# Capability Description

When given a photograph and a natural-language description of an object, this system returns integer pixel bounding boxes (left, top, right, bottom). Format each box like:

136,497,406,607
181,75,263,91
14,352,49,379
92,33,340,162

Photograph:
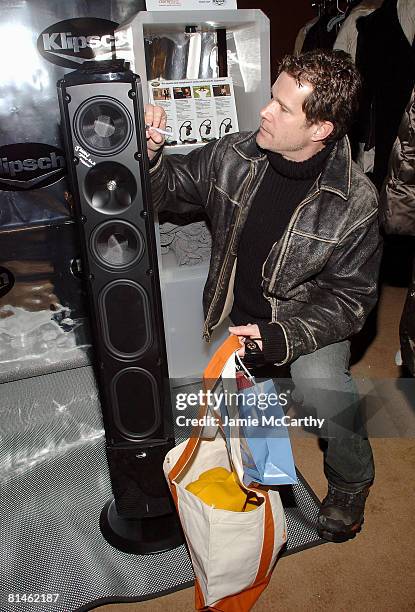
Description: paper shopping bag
237,378,298,486
219,358,297,486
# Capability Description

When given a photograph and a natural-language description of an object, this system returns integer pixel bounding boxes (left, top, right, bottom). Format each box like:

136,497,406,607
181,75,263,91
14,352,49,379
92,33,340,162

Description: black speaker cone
74,97,133,155
91,220,144,269
84,161,137,214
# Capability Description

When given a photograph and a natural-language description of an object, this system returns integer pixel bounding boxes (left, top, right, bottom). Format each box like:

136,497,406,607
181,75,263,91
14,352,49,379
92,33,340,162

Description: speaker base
100,498,184,555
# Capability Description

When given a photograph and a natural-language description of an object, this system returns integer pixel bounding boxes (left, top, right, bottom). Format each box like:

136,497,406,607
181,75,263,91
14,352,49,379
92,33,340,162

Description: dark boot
317,484,370,543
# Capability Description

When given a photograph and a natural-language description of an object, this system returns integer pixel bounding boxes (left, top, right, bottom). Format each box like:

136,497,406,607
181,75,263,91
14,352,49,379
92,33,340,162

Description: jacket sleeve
276,211,383,364
149,138,227,217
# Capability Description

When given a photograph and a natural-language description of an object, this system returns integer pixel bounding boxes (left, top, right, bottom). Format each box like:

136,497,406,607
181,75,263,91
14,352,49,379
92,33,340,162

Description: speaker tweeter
84,161,137,215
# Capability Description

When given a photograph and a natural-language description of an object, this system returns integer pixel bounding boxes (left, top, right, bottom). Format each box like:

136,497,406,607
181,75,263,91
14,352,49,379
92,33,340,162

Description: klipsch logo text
0,143,66,191
37,18,127,68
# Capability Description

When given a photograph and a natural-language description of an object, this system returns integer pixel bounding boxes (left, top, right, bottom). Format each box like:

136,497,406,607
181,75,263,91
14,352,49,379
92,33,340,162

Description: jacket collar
233,131,352,200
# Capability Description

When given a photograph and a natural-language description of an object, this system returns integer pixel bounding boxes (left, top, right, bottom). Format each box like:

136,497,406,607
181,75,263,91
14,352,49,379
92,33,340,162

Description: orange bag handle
168,335,240,484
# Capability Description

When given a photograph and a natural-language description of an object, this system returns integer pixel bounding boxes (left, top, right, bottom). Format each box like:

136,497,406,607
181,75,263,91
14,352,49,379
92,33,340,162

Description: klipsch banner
0,0,145,229
0,0,145,382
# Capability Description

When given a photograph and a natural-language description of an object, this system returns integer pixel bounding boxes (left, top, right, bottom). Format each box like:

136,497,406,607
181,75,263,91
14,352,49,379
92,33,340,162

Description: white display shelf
163,142,204,156
159,251,230,379
117,9,270,133
116,9,269,378
160,250,209,282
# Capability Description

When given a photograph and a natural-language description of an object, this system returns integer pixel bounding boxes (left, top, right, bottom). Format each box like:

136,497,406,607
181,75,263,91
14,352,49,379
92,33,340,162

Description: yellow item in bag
186,467,262,512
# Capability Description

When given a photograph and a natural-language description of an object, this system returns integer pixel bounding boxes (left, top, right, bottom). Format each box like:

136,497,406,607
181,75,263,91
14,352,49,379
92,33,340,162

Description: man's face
256,72,318,159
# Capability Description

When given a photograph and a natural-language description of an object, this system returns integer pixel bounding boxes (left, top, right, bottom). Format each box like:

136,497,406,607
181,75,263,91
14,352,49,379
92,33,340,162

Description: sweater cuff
149,148,163,169
257,322,288,364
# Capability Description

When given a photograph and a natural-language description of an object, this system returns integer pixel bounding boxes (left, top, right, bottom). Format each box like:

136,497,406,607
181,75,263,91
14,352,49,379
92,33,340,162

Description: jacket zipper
268,191,320,293
263,295,278,323
203,162,256,341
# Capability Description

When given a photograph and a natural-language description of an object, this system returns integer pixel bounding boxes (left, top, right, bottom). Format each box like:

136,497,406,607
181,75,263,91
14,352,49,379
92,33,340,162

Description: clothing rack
311,0,357,17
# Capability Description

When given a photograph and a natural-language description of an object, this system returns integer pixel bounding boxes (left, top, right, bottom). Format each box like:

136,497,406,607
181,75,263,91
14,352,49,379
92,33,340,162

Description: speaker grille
74,96,133,155
84,161,137,215
111,367,161,439
99,280,152,358
90,220,144,269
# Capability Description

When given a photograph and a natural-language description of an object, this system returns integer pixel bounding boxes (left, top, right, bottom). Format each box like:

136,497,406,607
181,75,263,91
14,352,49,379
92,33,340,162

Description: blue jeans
289,340,374,492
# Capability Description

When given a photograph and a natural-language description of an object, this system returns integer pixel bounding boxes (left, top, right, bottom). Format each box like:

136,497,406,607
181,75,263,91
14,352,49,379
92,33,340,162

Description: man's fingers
147,130,165,146
228,324,260,338
144,103,154,126
229,324,263,353
145,104,168,160
144,103,167,131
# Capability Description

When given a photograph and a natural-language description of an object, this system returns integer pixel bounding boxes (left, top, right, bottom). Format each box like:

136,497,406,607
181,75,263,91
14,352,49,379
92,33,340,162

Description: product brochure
148,77,239,146
145,0,237,11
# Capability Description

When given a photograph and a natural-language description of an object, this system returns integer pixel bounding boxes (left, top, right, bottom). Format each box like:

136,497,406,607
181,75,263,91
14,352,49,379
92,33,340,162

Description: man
146,49,382,543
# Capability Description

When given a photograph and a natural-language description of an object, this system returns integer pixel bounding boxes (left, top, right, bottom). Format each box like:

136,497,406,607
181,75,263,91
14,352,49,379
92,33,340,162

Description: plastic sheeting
0,220,92,383
0,366,324,612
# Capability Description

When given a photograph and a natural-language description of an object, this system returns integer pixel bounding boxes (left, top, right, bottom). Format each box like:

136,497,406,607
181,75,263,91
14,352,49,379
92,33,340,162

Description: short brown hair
278,49,361,143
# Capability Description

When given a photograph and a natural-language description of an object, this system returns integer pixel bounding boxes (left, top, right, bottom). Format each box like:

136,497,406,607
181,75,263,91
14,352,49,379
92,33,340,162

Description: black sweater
230,142,334,363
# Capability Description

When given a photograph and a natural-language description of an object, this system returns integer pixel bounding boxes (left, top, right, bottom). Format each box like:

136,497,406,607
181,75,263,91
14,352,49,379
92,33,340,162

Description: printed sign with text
145,0,237,11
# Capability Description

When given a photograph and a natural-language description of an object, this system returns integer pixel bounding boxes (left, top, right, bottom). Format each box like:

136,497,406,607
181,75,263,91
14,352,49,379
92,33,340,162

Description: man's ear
311,120,334,142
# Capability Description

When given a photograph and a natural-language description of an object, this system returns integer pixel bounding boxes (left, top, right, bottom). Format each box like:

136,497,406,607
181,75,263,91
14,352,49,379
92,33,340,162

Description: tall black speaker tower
57,60,182,554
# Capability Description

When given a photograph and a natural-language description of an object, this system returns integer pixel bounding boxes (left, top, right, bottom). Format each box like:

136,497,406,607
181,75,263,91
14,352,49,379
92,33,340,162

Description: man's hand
228,323,263,357
144,103,167,161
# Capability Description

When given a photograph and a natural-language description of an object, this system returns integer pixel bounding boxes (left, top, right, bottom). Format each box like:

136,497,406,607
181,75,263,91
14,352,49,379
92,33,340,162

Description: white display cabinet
116,9,270,378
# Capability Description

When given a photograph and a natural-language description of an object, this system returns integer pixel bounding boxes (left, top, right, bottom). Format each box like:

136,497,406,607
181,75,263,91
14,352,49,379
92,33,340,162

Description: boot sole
318,518,364,543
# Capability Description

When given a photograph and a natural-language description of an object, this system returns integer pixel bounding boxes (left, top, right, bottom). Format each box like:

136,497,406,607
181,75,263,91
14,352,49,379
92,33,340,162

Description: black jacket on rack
354,0,415,190
301,13,339,52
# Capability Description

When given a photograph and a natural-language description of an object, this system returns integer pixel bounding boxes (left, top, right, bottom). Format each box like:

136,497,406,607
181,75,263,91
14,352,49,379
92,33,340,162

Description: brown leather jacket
151,132,382,364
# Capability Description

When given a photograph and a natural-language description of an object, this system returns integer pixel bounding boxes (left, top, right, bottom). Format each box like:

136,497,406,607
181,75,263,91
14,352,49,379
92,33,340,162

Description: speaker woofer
111,367,161,439
91,220,144,270
84,161,137,215
74,96,133,155
99,280,152,358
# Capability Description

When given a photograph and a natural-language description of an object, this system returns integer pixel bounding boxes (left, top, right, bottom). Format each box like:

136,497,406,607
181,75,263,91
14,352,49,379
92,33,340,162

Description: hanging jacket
294,16,319,55
301,13,339,53
354,0,415,190
380,87,415,374
381,87,415,233
333,1,383,62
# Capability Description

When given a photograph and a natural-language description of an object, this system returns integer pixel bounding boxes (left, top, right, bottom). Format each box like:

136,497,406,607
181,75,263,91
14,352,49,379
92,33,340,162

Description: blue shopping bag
219,376,297,487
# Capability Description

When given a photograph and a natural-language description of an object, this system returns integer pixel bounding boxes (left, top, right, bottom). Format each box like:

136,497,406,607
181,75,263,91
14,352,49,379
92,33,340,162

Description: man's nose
260,103,273,119
261,98,276,116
